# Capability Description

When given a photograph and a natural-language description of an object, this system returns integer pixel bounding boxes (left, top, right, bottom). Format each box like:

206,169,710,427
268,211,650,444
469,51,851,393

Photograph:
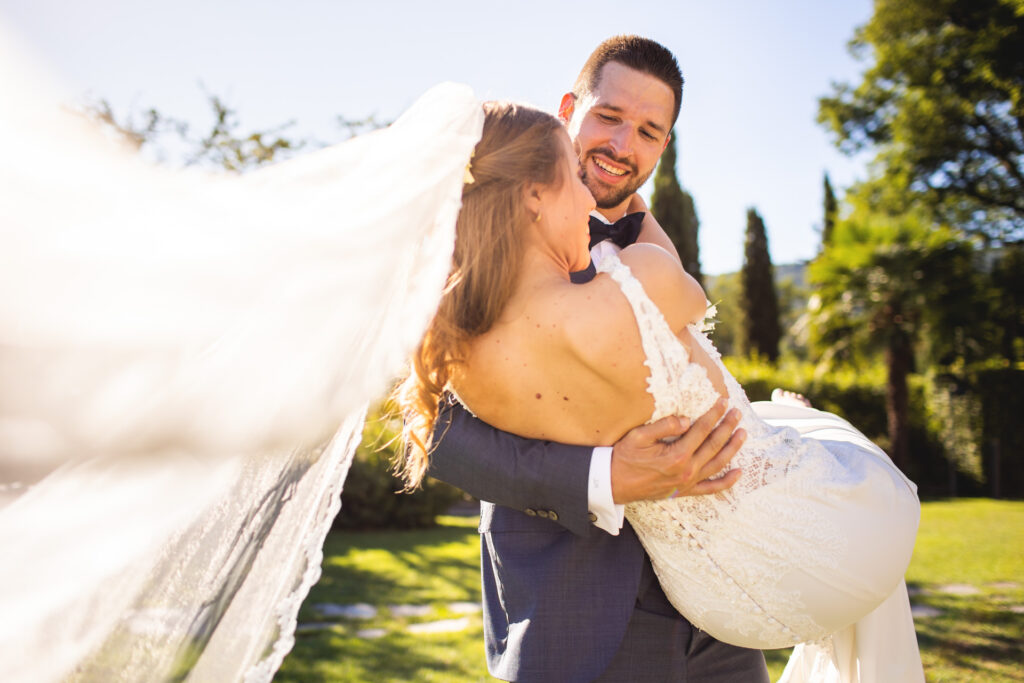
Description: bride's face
537,131,596,273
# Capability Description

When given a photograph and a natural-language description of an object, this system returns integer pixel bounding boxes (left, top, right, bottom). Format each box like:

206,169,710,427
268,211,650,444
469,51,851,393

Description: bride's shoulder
617,243,708,330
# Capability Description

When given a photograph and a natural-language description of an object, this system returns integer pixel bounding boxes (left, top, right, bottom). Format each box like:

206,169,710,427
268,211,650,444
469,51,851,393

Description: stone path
299,581,1023,638
300,602,483,638
906,581,1022,620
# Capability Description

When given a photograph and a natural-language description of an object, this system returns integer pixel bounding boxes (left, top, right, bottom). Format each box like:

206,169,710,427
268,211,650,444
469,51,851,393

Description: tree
83,91,309,172
740,208,781,362
703,271,742,356
808,211,981,470
822,172,838,248
651,130,703,287
818,0,1024,242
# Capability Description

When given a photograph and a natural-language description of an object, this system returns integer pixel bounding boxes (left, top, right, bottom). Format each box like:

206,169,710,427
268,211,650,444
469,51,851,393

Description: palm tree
808,210,978,470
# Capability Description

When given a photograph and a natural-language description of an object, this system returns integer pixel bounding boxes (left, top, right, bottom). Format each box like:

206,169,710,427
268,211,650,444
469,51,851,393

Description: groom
429,36,770,682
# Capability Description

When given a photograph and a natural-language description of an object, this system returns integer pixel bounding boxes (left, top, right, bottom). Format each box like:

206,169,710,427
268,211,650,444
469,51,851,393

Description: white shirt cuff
587,446,625,535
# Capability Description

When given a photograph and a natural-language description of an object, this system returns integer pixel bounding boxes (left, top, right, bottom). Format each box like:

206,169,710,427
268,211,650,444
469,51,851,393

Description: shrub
333,403,463,531
723,356,1022,499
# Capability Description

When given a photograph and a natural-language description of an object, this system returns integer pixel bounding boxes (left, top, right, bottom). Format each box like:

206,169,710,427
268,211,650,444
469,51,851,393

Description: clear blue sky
1,0,873,275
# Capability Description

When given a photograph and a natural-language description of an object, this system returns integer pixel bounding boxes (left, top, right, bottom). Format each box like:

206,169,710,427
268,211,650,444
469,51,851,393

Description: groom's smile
584,148,637,185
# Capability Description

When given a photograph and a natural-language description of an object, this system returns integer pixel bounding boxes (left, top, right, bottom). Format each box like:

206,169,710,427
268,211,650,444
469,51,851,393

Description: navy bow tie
588,212,645,250
570,212,646,283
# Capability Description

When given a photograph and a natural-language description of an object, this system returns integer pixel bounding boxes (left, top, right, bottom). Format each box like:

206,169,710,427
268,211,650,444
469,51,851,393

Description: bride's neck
499,244,574,322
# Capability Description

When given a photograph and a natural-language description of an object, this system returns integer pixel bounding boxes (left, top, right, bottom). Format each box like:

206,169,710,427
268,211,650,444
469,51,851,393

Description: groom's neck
595,203,630,223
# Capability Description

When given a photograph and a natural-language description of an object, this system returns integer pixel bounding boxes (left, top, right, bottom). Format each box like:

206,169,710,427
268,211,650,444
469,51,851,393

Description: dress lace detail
595,254,919,651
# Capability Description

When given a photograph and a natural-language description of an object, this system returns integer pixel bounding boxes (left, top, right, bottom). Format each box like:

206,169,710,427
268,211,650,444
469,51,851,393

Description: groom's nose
606,125,633,160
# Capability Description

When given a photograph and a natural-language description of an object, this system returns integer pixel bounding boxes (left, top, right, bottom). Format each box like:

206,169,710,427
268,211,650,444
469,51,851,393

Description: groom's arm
428,397,745,537
428,399,594,536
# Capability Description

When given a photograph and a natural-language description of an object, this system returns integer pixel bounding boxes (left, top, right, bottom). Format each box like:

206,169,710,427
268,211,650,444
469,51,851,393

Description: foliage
650,130,703,287
818,0,1024,242
807,210,982,467
985,244,1024,363
334,404,463,530
279,503,1024,682
82,90,390,173
740,208,782,362
922,372,985,484
724,356,1024,496
82,92,304,171
723,356,889,442
943,363,1024,498
821,172,838,249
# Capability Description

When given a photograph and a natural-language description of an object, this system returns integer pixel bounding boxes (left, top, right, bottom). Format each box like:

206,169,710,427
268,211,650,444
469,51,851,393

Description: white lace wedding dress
597,254,925,683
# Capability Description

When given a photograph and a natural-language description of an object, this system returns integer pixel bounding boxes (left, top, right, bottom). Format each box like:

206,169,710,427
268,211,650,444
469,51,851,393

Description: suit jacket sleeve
428,398,595,536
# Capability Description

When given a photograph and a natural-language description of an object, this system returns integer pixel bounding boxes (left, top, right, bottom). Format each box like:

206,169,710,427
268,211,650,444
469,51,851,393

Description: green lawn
276,500,1024,682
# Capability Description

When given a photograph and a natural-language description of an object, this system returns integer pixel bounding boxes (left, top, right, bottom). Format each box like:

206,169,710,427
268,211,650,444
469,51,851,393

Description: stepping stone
988,582,1020,590
407,617,471,634
296,622,341,633
1009,606,1024,614
935,583,980,596
356,628,388,639
448,601,483,614
313,602,377,619
911,605,943,619
389,604,433,618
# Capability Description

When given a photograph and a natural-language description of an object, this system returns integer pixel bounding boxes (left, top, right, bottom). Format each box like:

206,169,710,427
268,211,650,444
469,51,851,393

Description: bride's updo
395,101,566,488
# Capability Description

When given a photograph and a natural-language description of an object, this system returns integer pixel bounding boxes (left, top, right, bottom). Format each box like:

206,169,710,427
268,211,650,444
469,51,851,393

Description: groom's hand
610,398,745,504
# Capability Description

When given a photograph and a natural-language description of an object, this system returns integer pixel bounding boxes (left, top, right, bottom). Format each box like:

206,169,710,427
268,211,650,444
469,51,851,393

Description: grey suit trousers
595,559,769,682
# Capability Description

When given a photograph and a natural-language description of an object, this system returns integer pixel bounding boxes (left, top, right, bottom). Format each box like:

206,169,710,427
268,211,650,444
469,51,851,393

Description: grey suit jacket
429,399,649,682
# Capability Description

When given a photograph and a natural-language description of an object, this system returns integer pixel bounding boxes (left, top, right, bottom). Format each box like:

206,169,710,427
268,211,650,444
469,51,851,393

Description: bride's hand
609,399,745,503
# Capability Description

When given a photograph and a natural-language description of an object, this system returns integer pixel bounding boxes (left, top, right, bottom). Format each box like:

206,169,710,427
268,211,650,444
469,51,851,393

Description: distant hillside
705,261,808,292
703,262,810,357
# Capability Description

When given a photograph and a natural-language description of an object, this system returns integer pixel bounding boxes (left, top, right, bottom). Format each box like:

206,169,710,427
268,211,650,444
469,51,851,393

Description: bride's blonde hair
393,101,566,489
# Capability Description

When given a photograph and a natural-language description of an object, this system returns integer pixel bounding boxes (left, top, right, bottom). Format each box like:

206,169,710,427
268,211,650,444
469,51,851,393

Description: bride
394,101,923,682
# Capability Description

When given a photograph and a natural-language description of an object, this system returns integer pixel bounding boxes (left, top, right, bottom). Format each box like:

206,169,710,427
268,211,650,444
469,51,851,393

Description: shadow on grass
913,593,1024,681
297,519,482,619
277,627,488,683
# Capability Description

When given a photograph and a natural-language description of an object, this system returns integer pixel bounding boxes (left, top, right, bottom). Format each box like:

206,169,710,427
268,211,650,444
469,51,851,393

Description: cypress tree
650,131,703,287
740,208,781,362
822,172,837,248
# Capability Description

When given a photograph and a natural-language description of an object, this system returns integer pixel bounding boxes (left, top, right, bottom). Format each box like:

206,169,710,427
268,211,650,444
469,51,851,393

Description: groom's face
563,62,674,212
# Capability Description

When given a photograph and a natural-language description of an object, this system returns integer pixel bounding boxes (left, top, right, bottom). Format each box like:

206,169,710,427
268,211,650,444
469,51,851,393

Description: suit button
524,508,537,516
588,512,598,523
548,511,559,522
536,509,549,519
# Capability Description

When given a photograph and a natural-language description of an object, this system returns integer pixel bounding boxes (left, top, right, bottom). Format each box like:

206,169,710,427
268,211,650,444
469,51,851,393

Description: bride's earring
534,210,542,223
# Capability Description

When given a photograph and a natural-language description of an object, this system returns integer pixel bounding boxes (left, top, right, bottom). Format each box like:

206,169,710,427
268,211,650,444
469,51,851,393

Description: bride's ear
522,184,543,222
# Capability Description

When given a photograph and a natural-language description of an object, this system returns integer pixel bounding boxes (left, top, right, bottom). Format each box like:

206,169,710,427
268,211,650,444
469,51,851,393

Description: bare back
451,244,726,446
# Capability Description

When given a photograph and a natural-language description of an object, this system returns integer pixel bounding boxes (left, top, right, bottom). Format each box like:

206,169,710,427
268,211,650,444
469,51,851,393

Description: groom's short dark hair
573,35,684,125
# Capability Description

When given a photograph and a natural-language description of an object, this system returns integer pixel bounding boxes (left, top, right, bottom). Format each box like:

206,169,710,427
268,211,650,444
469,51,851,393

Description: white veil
0,29,483,683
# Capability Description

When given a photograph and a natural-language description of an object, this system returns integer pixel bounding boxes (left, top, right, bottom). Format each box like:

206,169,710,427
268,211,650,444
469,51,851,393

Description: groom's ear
557,93,576,124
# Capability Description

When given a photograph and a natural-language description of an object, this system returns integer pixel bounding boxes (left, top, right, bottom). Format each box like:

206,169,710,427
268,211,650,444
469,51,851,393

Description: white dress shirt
585,212,626,535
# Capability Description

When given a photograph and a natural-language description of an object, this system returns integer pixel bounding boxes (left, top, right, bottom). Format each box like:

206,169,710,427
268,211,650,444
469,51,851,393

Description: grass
276,500,1024,682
